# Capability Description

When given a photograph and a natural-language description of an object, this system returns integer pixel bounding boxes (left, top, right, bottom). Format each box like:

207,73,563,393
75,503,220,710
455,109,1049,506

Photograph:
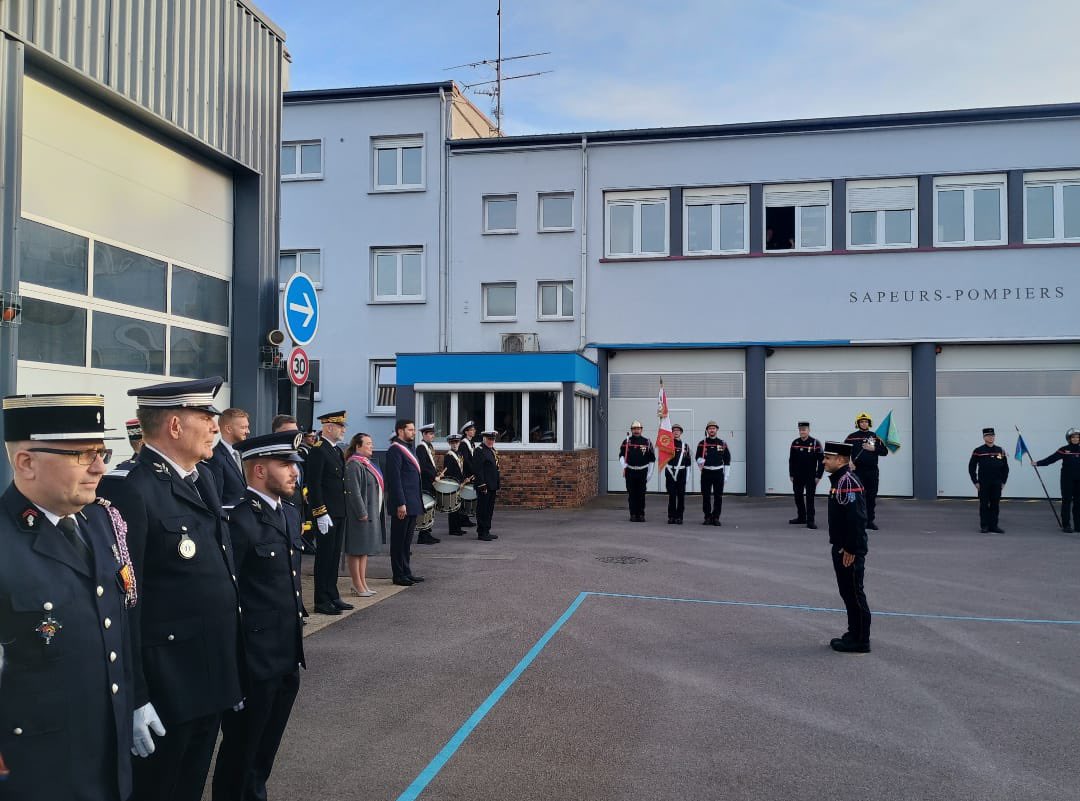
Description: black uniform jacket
385,438,424,515
0,486,134,801
695,437,731,467
665,440,691,479
227,490,306,682
304,435,346,519
619,435,656,467
968,445,1009,485
97,446,243,726
827,466,868,555
474,443,501,492
789,436,824,480
845,429,889,472
443,449,468,483
417,441,438,494
1036,443,1080,479
206,440,247,508
460,440,476,481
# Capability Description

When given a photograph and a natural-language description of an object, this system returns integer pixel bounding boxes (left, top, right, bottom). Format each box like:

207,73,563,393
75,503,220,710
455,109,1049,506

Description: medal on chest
35,612,63,645
178,532,197,559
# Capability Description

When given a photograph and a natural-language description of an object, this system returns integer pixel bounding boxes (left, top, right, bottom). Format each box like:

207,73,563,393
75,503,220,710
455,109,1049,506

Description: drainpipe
578,135,588,351
438,88,449,352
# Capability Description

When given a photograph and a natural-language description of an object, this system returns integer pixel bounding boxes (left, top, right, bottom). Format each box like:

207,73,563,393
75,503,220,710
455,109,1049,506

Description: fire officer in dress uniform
443,434,469,536
97,377,243,801
789,421,824,530
696,421,730,526
415,423,441,545
845,412,888,530
474,430,501,541
0,394,136,801
304,411,353,616
619,421,655,522
822,440,871,654
457,422,478,528
1036,427,1080,533
211,432,306,801
665,423,691,525
968,427,1009,534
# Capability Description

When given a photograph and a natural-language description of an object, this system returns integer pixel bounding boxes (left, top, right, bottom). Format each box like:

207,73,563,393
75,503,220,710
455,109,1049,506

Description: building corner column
911,342,937,500
744,346,767,496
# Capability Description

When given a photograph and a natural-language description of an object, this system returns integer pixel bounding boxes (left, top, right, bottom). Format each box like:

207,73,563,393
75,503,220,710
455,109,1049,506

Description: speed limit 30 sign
287,346,310,387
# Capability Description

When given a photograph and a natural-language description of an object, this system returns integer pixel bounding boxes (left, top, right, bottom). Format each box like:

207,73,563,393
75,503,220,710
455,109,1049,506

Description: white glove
647,464,655,481
132,702,166,757
722,465,731,480
619,457,627,470
696,458,705,468
316,514,332,534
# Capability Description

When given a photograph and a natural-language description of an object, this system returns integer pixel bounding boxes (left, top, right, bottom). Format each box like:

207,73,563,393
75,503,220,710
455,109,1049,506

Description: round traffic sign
283,272,319,346
287,346,310,387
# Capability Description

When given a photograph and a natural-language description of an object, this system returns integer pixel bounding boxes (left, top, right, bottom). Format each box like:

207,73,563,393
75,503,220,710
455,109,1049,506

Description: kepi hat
3,394,121,441
317,410,347,425
125,418,143,441
130,376,224,414
823,441,853,457
234,431,305,463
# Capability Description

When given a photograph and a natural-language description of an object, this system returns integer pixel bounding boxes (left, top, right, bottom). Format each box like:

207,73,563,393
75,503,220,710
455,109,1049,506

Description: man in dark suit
97,376,244,801
212,431,306,801
385,419,424,586
304,410,352,615
474,430,501,542
205,407,250,509
0,393,136,801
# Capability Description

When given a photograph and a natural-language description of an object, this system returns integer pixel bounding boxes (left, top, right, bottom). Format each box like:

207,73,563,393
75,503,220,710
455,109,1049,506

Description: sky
255,0,1080,136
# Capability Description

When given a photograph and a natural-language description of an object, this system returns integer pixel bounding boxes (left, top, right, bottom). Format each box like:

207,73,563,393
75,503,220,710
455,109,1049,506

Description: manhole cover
596,555,648,565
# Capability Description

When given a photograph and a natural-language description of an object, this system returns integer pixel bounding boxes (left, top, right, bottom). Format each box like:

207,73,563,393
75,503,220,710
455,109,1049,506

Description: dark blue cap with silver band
129,376,224,414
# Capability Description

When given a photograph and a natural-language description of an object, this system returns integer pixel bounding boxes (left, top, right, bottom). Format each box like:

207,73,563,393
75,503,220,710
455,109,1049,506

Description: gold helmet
855,412,872,425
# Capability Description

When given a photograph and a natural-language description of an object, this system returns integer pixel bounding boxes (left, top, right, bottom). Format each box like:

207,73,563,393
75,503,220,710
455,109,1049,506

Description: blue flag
1014,434,1030,462
874,410,901,453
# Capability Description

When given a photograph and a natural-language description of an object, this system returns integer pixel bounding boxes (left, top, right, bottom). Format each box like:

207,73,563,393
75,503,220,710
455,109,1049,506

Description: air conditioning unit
500,332,540,353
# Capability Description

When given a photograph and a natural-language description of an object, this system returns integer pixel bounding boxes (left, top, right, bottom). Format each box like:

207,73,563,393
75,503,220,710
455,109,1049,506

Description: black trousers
624,469,648,517
978,481,1003,529
831,547,871,645
1061,476,1080,528
132,712,221,801
860,469,880,524
665,469,687,519
477,490,497,535
390,514,417,580
448,508,468,533
212,670,300,801
313,515,345,605
701,470,725,519
792,475,818,522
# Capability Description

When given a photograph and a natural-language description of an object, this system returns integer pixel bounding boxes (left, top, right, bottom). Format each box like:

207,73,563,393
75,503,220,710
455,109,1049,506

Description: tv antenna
444,0,552,135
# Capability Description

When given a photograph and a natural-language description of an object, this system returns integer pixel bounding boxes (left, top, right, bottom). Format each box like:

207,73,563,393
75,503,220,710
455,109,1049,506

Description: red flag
655,380,675,470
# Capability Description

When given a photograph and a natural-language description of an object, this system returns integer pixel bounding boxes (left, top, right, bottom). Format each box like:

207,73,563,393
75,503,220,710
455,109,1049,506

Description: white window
372,248,424,303
684,187,749,255
764,183,831,252
574,393,593,448
372,136,424,191
370,360,397,415
278,250,322,288
482,282,517,321
933,174,1007,246
537,281,574,320
605,190,669,257
281,140,322,180
1023,170,1080,243
847,178,917,249
484,195,518,233
414,386,563,450
539,192,574,232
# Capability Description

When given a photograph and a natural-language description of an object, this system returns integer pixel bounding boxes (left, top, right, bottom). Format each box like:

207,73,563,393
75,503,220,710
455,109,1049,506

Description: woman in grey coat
344,432,385,597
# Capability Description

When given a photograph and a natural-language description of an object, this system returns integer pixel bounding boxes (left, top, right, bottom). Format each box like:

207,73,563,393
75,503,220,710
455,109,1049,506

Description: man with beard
385,419,424,586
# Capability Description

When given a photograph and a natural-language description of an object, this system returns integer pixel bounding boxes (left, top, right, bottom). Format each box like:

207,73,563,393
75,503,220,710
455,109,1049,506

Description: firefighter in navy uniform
823,441,871,654
789,421,824,530
968,427,1009,534
0,394,136,801
474,430,502,541
695,421,731,526
415,423,441,544
618,421,655,522
1036,427,1080,533
664,423,691,524
457,422,478,528
304,411,353,616
443,434,469,536
211,432,306,801
845,412,889,530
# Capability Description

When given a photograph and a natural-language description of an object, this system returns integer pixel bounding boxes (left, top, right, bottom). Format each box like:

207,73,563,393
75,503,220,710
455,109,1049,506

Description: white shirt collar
246,486,280,511
142,444,199,480
33,505,74,528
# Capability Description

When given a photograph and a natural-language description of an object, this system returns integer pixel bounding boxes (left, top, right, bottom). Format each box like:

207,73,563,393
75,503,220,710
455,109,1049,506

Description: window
456,392,486,434
91,312,165,374
20,218,88,294
172,266,229,325
372,248,424,303
1024,170,1080,243
764,183,831,251
684,187,748,255
537,281,573,320
93,241,167,311
170,327,229,380
527,390,559,443
847,179,917,249
482,282,517,321
279,250,322,288
19,297,86,366
281,140,322,180
372,136,423,191
605,190,669,257
933,174,1007,246
416,388,562,450
371,360,397,415
422,392,451,438
484,195,518,233
574,393,593,448
539,192,574,232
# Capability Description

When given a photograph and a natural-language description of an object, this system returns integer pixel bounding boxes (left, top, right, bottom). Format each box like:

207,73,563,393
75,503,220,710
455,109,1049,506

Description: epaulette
311,438,323,448
248,496,261,510
102,469,129,479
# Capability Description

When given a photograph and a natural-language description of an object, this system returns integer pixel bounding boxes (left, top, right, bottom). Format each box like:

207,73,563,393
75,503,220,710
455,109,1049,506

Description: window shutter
848,183,916,212
765,187,831,207
686,190,749,206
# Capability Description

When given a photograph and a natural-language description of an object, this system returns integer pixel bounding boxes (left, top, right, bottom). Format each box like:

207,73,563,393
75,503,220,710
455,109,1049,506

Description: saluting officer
968,427,1009,534
665,423,691,524
0,394,136,801
845,412,888,530
97,377,243,801
457,421,478,528
474,430,501,541
211,432,306,801
415,423,440,545
443,434,469,536
619,420,655,522
696,421,730,526
304,411,353,616
789,421,824,530
822,441,871,654
1036,427,1080,533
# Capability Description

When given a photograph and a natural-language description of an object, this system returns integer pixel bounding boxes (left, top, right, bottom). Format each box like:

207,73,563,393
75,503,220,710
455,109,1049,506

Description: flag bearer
696,421,730,526
1036,428,1080,533
845,412,889,530
968,427,1009,533
664,424,691,524
618,421,655,522
788,421,824,530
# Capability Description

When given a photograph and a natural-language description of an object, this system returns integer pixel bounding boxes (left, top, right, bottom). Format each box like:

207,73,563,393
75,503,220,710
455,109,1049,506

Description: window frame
371,247,426,304
604,189,670,258
370,359,397,416
1022,169,1080,244
932,173,1008,247
278,249,323,289
683,186,750,255
845,178,918,251
483,194,519,234
482,281,517,322
763,182,832,252
281,139,324,181
538,191,575,233
414,384,565,451
536,280,574,321
371,135,425,192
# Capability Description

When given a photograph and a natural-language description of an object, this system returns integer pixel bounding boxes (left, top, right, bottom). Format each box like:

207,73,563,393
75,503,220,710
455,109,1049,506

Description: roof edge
284,82,456,104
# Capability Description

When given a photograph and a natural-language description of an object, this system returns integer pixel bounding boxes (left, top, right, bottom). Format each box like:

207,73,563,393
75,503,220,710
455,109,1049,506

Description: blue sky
256,0,1080,135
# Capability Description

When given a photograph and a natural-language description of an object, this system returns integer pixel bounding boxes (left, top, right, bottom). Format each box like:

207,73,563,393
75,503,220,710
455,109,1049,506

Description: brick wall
493,448,598,509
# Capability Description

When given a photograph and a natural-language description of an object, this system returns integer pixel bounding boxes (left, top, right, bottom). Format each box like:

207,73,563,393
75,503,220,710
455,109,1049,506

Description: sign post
282,273,320,418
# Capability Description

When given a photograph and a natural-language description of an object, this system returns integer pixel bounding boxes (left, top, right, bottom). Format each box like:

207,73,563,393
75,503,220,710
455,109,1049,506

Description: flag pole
1016,425,1062,529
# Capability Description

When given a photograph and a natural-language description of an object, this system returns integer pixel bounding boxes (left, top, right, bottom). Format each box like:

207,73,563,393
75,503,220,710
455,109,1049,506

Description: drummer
415,423,440,545
443,434,469,536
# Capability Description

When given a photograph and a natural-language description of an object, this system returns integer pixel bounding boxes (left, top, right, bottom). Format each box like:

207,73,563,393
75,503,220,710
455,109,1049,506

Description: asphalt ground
265,495,1080,801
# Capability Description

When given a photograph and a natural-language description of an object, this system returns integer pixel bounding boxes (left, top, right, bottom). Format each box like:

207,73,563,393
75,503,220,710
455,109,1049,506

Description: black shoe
866,522,879,530
829,633,855,648
407,575,425,582
831,639,870,654
789,517,806,525
392,578,415,587
461,519,476,528
980,526,990,533
667,517,674,524
313,602,341,615
449,530,465,536
676,518,683,525
806,522,818,530
990,527,1005,533
1064,525,1074,533
702,518,711,525
417,533,441,544
332,599,355,610
711,518,722,527
478,533,496,541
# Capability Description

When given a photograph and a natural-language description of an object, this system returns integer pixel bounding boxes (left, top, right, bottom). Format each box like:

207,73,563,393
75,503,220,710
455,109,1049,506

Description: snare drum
459,484,478,517
418,493,436,531
433,478,461,513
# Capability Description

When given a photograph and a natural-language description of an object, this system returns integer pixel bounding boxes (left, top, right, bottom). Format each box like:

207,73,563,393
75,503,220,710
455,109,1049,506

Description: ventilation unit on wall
501,333,540,353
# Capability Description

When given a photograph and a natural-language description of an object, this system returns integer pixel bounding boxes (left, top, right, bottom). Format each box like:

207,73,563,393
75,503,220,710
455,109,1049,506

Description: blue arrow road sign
283,272,319,346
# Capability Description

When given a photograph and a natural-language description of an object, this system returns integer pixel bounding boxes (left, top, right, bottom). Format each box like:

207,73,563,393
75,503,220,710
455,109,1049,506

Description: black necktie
185,472,205,503
57,516,93,573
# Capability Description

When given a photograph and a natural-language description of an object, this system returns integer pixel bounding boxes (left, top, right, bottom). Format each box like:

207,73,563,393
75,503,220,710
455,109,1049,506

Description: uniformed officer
474,430,501,541
664,423,691,524
695,421,730,526
822,441,871,654
789,421,824,530
618,421,655,522
102,418,144,478
0,394,135,801
845,412,889,530
304,411,353,615
96,377,243,801
211,432,306,801
415,422,441,545
457,421,478,528
968,427,1009,534
1036,427,1080,533
443,434,469,536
